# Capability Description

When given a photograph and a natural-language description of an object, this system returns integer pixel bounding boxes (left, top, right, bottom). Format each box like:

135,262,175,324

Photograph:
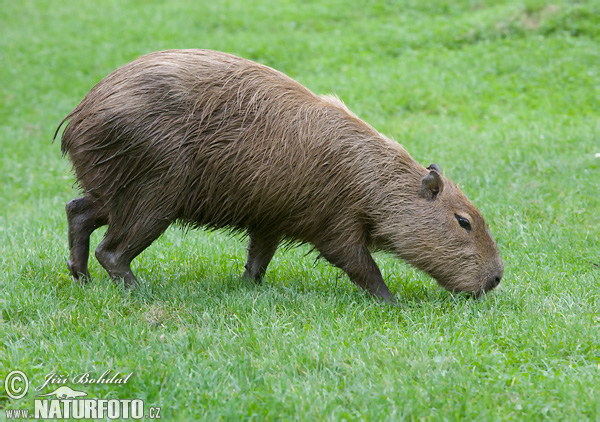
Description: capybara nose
486,271,503,291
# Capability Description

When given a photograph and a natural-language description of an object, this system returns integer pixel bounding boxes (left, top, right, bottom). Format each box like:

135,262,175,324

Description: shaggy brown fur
56,49,503,302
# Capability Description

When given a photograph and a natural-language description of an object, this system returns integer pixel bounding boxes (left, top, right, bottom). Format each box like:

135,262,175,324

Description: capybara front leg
65,196,108,283
318,244,396,303
95,218,170,288
242,233,279,283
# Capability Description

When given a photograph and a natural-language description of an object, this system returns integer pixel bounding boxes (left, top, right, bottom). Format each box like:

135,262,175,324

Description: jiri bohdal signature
36,370,133,391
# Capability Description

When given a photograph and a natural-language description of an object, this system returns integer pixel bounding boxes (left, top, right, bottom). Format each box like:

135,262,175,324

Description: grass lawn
1,0,598,420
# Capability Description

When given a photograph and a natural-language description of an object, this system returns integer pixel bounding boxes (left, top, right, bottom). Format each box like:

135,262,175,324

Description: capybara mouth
468,280,502,300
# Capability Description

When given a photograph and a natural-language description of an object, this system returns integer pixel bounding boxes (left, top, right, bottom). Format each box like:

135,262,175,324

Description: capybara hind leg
318,244,396,303
66,196,108,283
242,234,279,283
95,218,170,288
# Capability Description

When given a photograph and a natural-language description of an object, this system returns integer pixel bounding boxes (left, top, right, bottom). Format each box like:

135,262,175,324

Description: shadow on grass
120,269,492,314
4,252,512,331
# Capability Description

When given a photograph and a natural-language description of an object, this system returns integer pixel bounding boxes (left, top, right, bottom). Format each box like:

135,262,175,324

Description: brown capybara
55,49,503,303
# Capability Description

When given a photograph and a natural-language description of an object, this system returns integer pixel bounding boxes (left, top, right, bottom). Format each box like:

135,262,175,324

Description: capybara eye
455,214,471,231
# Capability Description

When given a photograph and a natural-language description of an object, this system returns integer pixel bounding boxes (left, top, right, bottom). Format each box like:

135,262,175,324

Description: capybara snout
56,49,503,302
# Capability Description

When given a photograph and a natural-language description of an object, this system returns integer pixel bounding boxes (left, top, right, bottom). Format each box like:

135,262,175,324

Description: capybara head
380,164,503,297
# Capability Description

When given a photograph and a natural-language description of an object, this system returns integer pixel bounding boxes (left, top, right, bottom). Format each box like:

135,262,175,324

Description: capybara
56,49,503,302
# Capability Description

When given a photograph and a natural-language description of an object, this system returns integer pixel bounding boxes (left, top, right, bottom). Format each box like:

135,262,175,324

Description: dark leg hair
317,243,396,303
95,215,171,287
242,233,279,282
65,196,108,283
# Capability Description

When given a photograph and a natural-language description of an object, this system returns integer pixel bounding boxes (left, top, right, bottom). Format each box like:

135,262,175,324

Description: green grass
1,0,599,420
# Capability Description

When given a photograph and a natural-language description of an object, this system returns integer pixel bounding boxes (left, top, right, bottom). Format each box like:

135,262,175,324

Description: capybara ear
421,169,443,200
426,163,442,173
